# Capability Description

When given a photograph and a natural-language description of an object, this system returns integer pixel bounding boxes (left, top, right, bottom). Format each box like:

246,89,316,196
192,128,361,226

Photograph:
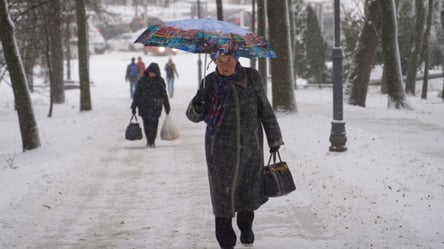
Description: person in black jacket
131,63,171,147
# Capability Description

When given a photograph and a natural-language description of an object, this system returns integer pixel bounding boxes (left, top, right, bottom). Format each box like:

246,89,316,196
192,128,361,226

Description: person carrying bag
125,114,143,140
263,151,296,197
131,63,171,148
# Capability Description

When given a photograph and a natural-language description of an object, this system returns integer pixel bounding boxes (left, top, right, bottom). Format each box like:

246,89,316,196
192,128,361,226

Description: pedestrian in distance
186,48,284,249
164,57,179,98
137,56,146,78
125,57,139,98
131,63,171,148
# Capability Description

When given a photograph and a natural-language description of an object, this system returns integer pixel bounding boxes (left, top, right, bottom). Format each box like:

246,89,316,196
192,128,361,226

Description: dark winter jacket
165,62,178,79
131,63,170,118
126,62,139,81
186,63,283,218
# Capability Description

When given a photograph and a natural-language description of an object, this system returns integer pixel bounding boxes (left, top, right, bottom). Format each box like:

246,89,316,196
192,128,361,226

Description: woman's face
148,72,156,77
215,55,237,76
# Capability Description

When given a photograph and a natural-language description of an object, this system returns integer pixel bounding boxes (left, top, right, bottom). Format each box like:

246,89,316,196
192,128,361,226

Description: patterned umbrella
134,18,277,58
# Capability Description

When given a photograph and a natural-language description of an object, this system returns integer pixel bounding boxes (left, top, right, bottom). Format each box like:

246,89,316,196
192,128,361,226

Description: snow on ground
1,51,444,249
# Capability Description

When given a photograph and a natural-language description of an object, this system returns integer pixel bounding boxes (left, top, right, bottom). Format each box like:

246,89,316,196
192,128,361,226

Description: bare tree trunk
22,49,36,92
15,1,47,94
48,0,65,104
17,1,36,93
441,0,444,100
267,0,296,111
288,0,296,89
405,0,425,95
44,24,54,118
49,0,65,104
65,14,73,80
421,0,433,99
347,0,382,107
37,4,55,117
216,0,223,20
76,0,92,111
380,0,410,109
441,66,444,98
380,67,388,94
257,0,267,95
0,0,40,151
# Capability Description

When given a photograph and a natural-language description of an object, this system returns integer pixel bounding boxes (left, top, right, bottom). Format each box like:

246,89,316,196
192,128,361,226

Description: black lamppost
329,0,347,152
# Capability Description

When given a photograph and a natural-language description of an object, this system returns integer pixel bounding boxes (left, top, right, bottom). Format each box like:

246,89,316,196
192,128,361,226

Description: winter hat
145,62,161,77
210,48,239,61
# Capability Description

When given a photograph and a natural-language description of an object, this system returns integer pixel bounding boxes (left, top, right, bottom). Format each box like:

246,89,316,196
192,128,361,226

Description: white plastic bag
160,115,180,140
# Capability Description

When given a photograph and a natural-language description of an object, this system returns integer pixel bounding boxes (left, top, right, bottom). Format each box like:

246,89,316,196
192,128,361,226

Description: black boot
237,211,255,245
215,217,236,249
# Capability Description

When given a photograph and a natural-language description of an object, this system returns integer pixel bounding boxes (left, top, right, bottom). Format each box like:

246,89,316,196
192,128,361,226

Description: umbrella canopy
134,18,277,58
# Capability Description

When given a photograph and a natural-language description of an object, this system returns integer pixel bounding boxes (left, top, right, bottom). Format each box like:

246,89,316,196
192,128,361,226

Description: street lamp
329,0,347,152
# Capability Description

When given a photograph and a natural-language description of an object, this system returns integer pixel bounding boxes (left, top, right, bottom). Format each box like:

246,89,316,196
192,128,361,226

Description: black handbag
125,115,143,140
264,151,296,197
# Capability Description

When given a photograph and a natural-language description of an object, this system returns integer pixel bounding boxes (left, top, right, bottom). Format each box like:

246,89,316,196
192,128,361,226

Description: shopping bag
160,114,180,140
125,115,143,140
263,151,296,197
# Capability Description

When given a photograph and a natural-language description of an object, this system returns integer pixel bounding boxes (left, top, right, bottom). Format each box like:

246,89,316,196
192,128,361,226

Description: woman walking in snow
186,48,283,249
131,63,170,147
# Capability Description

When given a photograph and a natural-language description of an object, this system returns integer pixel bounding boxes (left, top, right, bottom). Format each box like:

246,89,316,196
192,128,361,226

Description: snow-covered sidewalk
1,52,443,249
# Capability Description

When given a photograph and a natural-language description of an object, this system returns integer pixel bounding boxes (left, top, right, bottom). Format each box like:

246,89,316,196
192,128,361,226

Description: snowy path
28,95,218,249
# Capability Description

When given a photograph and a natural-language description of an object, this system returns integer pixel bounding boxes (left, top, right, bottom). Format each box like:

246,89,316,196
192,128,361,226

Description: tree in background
421,0,433,99
346,0,382,107
428,0,444,70
216,0,223,20
341,2,364,81
0,0,41,151
405,0,425,95
303,5,328,84
48,0,65,104
267,0,297,111
379,0,410,109
287,0,296,87
14,0,66,109
76,0,92,111
14,1,43,93
397,0,416,77
257,0,267,94
38,0,65,117
291,0,306,82
441,0,444,99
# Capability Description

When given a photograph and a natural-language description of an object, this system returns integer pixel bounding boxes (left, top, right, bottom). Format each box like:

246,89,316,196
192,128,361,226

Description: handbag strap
130,114,139,123
267,151,282,165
